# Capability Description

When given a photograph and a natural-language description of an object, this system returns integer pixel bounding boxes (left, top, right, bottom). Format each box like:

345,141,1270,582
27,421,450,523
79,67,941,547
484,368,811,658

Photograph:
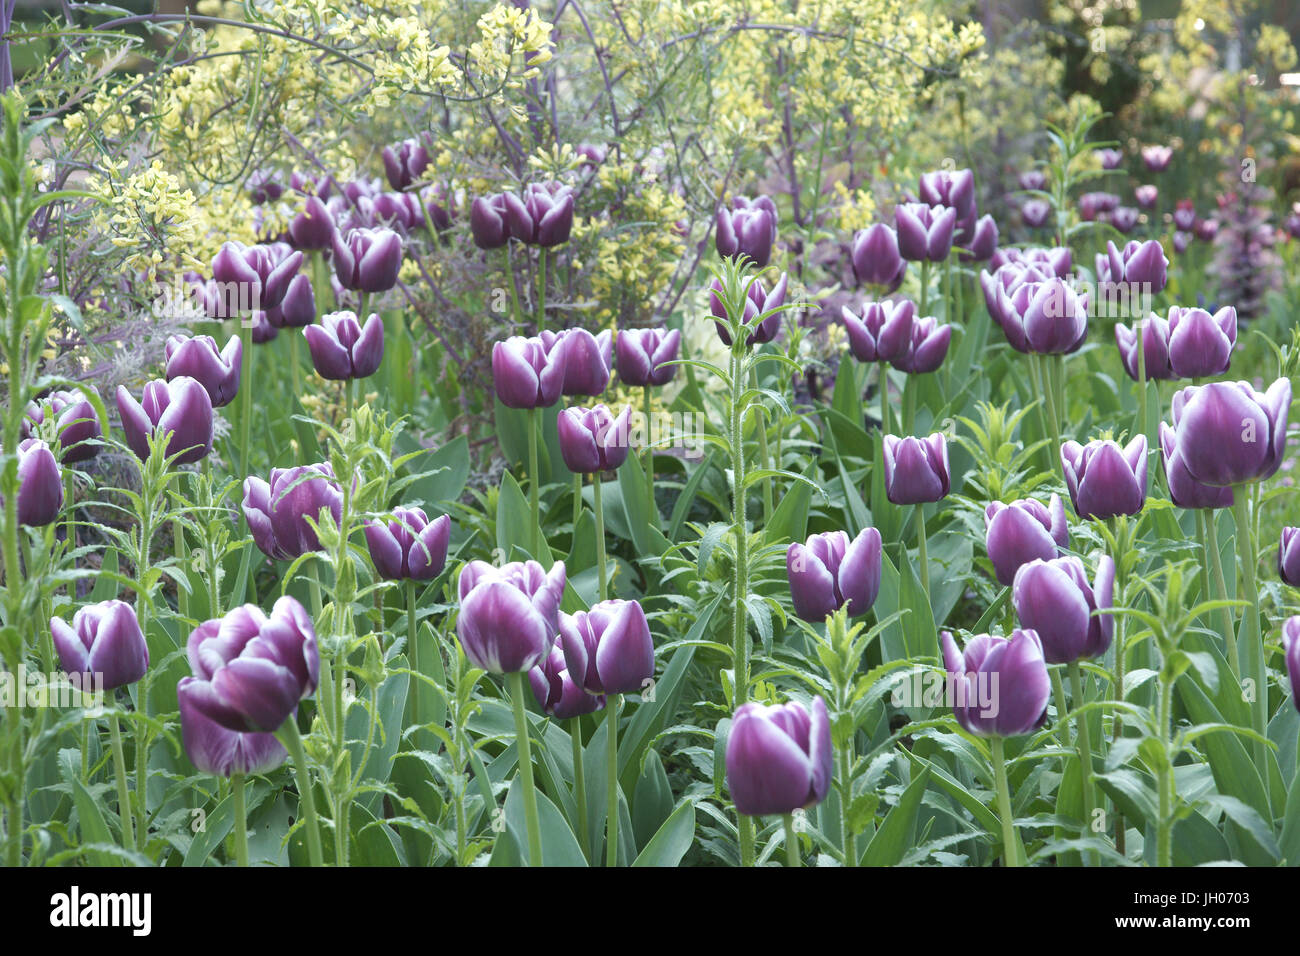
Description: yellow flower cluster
92,159,203,280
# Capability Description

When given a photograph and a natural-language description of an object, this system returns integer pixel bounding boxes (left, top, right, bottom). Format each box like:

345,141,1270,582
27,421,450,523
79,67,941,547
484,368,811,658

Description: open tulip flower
725,697,832,816
559,599,655,696
883,433,950,505
786,527,883,622
1164,306,1236,379
492,334,568,408
919,168,976,222
1097,239,1168,294
304,310,384,380
242,463,344,560
958,214,998,262
891,315,952,374
990,276,1088,355
1170,378,1291,487
557,403,632,474
51,599,149,691
382,137,429,191
22,388,102,462
332,227,402,293
1158,422,1233,510
15,438,63,527
615,327,680,387
541,328,611,396
506,182,575,247
895,202,956,262
456,560,566,674
709,272,788,347
211,241,303,313
117,376,215,465
989,246,1072,277
1013,556,1115,664
716,195,778,267
529,645,605,719
984,494,1068,587
841,299,914,364
288,194,336,251
1060,436,1147,520
165,334,242,407
364,508,450,581
179,689,288,778
940,629,1050,737
850,223,907,289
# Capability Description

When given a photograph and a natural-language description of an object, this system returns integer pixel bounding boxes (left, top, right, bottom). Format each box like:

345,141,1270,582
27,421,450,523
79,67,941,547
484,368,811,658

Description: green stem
231,772,249,867
838,744,856,866
1069,660,1098,866
134,671,150,851
239,317,253,476
990,736,1020,867
1136,316,1148,446
1156,675,1174,868
508,671,544,866
407,578,420,736
605,693,621,867
1231,490,1267,768
643,385,656,524
108,712,134,850
878,362,890,436
729,348,756,869
275,716,324,867
918,259,930,317
1051,669,1071,747
594,473,607,602
1204,509,1239,676
536,247,548,333
504,247,524,328
783,813,800,867
572,472,582,538
752,367,773,522
571,716,589,862
915,503,929,597
528,407,540,558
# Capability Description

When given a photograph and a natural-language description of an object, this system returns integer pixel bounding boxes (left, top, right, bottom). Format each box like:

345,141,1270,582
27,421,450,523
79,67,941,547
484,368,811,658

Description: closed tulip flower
725,697,832,816
557,403,632,474
1095,149,1124,170
716,195,778,267
1060,436,1148,520
249,311,278,344
941,629,1050,737
883,433,950,505
211,241,303,313
529,646,605,719
1172,201,1196,232
456,559,566,674
1285,617,1300,711
332,227,402,293
1166,306,1236,379
179,681,288,777
15,439,62,527
242,463,344,561
22,388,102,463
266,273,316,328
304,310,384,380
615,328,680,387
364,508,451,581
1142,145,1173,172
1135,185,1158,209
1158,421,1232,510
1013,556,1115,664
895,202,956,262
288,195,336,251
471,193,510,249
506,183,575,247
1098,239,1168,293
180,598,320,733
560,599,655,696
992,277,1088,354
492,334,567,409
989,246,1072,277
850,224,907,290
1078,191,1120,222
892,315,952,374
1114,316,1174,381
165,334,242,407
1280,529,1300,587
786,527,883,622
1171,379,1291,487
979,262,1053,335
542,328,611,396
382,137,429,191
1021,199,1053,229
710,272,788,347
1018,170,1047,191
959,214,999,263
919,168,976,222
842,299,914,364
984,494,1069,587
1111,207,1140,233
1173,231,1192,254
1193,218,1218,242
51,600,149,691
117,377,214,465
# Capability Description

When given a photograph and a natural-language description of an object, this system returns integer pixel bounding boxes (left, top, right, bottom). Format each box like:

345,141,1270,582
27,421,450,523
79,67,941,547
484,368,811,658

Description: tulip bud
715,195,778,267
895,202,956,262
242,464,344,560
560,599,655,696
541,328,611,396
181,598,320,733
332,227,402,293
1284,617,1300,712
492,334,567,409
557,404,632,474
51,599,149,691
1018,170,1047,191
456,560,566,674
21,388,102,463
529,646,605,719
364,508,451,581
1013,556,1115,664
1170,378,1291,487
1279,529,1300,587
1173,230,1192,253
1193,218,1218,242
471,193,510,249
726,696,832,816
1097,239,1168,294
1111,207,1140,234
1173,200,1196,232
13,438,63,527
165,334,242,407
615,328,680,388
959,214,998,262
382,137,429,191
786,527,882,622
266,273,316,328
1158,421,1233,510
116,377,214,465
919,168,976,223
941,629,1050,737
1114,316,1174,381
988,246,1072,277
1078,192,1120,222
891,315,952,374
249,311,278,343
505,182,575,247
304,310,384,380
883,433,950,505
984,494,1068,587
288,195,336,251
1165,306,1236,379
1060,436,1147,520
710,272,788,347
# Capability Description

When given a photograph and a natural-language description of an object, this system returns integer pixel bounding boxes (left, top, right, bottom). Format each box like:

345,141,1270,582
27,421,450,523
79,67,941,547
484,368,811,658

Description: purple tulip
979,263,1054,334
1114,316,1174,381
1141,145,1173,172
50,599,149,691
1173,201,1197,232
895,202,956,262
210,241,303,313
850,224,907,290
407,186,454,232
1018,170,1047,191
116,377,214,465
941,629,1050,737
1285,213,1300,242
505,183,575,247
1021,199,1052,229
529,646,605,719
1078,192,1120,221
785,527,882,622
266,273,316,328
1284,617,1300,711
1097,239,1168,294
456,559,566,674
291,171,336,201
725,697,832,816
242,464,344,561
1165,306,1236,379
959,215,998,263
1095,149,1124,170
1060,436,1147,520
891,315,951,374
249,311,278,344
716,195,778,267
471,194,511,249
984,494,1068,587
303,310,384,380
1170,378,1291,487
179,597,320,733
883,433,949,505
1173,230,1192,254
560,599,655,696
1013,556,1115,664
364,507,450,581
21,388,102,463
1111,207,1140,234
919,168,976,222
709,272,788,347
179,678,288,777
288,195,336,251
247,170,282,205
615,328,680,388
1135,185,1158,209
164,334,242,407
991,277,1088,354
15,439,62,527
841,299,914,364
382,137,429,191
372,193,418,231
1193,218,1219,242
332,227,402,293
1159,422,1233,510
541,328,611,397
557,404,632,474
989,246,1072,277
492,334,567,409
1280,529,1300,587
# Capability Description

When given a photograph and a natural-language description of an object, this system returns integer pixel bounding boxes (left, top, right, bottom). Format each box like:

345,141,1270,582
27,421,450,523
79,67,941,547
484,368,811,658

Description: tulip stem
311,250,334,312
878,362,890,436
1069,661,1098,866
108,711,134,850
594,473,608,602
1155,672,1174,868
407,578,421,737
838,744,856,865
914,504,930,597
605,692,621,867
918,259,930,318
783,813,800,867
134,671,150,851
1041,355,1064,483
1231,491,1268,768
572,473,582,537
990,736,1020,867
528,407,540,558
536,248,548,333
239,316,254,477
1135,317,1149,447
571,717,589,862
1201,509,1239,676
1051,670,1071,746
503,247,524,329
276,715,324,867
508,671,544,866
751,367,773,522
231,772,249,867
643,385,656,524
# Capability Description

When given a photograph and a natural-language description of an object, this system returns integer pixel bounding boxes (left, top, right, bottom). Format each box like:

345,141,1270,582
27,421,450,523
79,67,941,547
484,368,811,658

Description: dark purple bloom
16,439,62,527
1078,192,1120,222
456,559,566,674
984,494,1068,587
895,202,956,262
557,403,632,474
249,311,278,344
883,433,949,505
116,377,214,465
289,195,336,251
1018,170,1047,191
1114,316,1174,381
242,464,344,561
541,328,611,397
471,193,510,249
1141,145,1173,172
1097,239,1168,293
1173,201,1197,232
1060,436,1147,520
529,646,605,719
1280,528,1300,587
332,227,402,293
303,310,384,380
1159,422,1233,510
179,678,288,777
785,527,882,622
51,599,149,691
725,696,832,816
941,629,1050,737
850,224,907,290
615,328,680,388
1111,207,1140,234
891,315,951,374
709,272,788,347
1283,617,1300,711
841,299,914,364
382,137,429,191
165,334,242,407
716,195,778,267
364,507,450,581
1021,199,1052,229
990,277,1088,354
21,388,102,463
492,334,568,409
1013,556,1115,664
989,246,1072,277
1166,306,1236,379
1170,378,1291,487
506,182,575,247
265,273,316,328
560,599,655,696
210,241,303,313
919,168,976,222
959,214,998,262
